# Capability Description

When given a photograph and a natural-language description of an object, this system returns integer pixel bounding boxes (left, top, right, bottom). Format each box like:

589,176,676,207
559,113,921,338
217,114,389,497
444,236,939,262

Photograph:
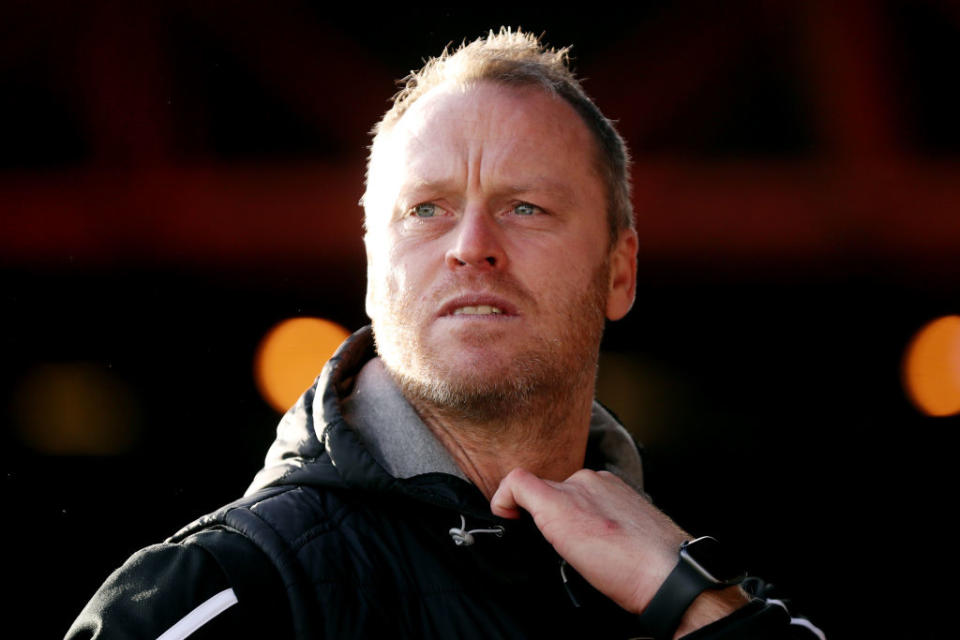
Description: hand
490,467,688,615
491,467,750,637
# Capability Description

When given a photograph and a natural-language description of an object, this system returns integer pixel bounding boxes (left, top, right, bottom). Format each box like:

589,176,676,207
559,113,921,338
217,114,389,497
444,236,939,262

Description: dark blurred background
3,2,958,637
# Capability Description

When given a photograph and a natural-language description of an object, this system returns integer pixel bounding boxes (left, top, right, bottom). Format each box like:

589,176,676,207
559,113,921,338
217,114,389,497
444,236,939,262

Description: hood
245,325,646,519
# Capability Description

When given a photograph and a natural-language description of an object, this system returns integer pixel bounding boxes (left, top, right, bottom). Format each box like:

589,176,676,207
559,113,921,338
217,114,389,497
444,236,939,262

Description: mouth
452,305,504,316
438,295,518,318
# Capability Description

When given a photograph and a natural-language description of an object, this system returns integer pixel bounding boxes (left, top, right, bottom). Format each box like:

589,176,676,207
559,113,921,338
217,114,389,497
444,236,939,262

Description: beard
370,256,610,424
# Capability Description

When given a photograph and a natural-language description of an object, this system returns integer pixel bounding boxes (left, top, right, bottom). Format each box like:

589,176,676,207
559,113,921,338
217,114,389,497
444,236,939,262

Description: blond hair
365,28,634,241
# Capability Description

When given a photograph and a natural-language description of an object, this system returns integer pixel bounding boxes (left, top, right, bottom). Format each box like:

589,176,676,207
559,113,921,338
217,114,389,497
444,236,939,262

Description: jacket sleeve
675,598,824,639
65,529,293,640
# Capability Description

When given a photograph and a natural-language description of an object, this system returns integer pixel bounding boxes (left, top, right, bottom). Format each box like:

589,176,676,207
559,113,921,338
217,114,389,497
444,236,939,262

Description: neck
399,372,597,499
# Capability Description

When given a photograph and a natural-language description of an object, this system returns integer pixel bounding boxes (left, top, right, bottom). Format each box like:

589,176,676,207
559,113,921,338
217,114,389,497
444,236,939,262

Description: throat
404,380,595,499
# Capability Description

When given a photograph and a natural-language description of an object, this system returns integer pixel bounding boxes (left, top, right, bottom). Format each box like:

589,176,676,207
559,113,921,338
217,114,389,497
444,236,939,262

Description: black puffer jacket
67,327,818,639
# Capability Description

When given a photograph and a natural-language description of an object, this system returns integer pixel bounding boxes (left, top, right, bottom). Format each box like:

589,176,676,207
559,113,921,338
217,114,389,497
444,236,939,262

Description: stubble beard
372,258,611,427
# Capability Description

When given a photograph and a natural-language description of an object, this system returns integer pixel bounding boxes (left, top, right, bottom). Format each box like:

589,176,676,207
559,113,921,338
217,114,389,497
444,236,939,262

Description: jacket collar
246,326,645,517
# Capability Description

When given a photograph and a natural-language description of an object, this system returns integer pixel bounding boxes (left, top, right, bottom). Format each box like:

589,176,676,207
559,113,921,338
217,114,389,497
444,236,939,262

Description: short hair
365,28,634,243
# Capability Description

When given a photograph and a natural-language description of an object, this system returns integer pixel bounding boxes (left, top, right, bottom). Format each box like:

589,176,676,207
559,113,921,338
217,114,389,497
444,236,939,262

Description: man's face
364,82,636,415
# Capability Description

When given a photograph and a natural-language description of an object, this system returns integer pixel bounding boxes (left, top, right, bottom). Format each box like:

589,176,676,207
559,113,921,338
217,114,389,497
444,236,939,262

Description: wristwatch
636,536,747,640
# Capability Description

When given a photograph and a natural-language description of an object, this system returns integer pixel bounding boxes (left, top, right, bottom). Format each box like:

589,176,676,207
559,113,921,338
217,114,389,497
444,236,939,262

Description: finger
490,467,558,520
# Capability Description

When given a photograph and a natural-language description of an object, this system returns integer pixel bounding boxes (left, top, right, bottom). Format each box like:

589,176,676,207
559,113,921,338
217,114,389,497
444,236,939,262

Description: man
67,30,822,639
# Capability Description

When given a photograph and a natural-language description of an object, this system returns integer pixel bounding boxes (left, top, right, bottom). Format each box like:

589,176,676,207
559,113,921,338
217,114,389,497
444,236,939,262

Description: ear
605,228,638,321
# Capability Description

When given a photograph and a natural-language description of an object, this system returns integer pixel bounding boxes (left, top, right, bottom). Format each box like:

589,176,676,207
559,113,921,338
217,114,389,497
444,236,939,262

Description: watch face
681,536,746,584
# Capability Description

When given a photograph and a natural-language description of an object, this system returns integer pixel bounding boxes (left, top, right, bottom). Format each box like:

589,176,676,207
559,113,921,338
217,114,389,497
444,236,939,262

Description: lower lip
441,313,516,320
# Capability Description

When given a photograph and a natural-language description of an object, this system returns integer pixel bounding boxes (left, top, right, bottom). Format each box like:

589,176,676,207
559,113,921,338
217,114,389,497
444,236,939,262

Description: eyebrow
398,177,456,197
398,176,580,208
507,177,579,207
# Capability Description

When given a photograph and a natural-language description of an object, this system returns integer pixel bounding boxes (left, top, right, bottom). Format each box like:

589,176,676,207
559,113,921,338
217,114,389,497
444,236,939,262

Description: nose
445,209,508,271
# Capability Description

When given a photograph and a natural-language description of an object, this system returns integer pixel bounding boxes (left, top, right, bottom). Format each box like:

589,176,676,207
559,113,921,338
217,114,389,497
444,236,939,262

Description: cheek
386,237,440,297
540,239,604,285
383,248,408,299
366,238,399,317
369,250,416,317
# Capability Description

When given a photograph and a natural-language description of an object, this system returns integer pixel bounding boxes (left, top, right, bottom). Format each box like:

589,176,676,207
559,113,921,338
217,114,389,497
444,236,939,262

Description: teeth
452,305,503,316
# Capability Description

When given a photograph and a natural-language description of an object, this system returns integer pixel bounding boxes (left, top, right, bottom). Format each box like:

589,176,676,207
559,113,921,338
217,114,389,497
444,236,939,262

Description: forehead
369,82,603,202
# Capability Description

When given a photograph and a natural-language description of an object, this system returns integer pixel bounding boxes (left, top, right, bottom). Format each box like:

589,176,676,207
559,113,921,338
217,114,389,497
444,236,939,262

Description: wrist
628,542,688,614
673,584,751,639
636,536,748,640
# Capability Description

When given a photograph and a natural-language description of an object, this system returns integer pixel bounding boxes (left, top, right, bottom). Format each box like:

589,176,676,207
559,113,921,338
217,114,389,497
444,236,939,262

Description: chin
372,314,600,419
397,366,537,421
404,344,566,415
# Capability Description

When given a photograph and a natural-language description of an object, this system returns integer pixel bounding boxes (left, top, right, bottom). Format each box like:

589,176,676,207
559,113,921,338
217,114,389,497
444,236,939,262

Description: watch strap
637,554,713,639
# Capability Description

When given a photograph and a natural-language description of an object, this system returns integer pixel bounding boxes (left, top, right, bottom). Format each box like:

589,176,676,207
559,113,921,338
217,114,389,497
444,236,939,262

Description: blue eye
514,203,537,216
413,203,438,218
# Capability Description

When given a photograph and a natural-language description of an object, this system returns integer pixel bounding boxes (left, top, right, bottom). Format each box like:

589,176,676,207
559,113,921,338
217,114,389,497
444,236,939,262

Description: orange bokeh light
903,315,960,417
254,317,351,412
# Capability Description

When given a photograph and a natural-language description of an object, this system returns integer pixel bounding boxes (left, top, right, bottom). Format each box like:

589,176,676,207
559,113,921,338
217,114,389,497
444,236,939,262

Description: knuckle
503,467,529,485
569,468,598,483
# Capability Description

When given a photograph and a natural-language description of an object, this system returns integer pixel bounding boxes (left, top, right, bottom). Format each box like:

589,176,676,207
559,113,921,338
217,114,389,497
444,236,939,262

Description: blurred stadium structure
2,2,957,637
